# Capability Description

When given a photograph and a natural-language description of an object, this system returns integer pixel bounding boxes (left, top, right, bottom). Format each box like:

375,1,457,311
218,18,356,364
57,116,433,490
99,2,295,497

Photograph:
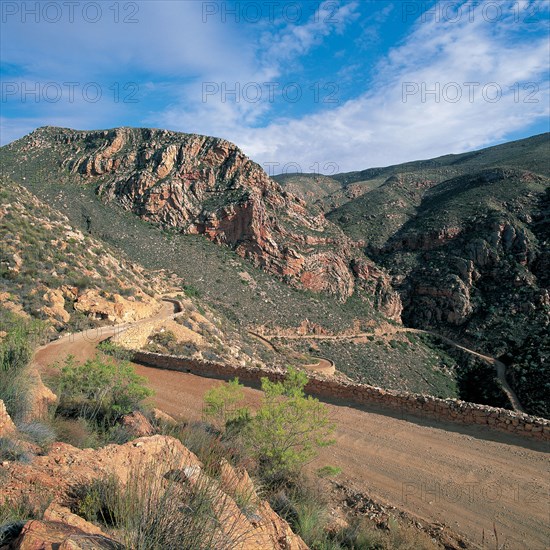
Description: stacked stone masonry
131,350,549,442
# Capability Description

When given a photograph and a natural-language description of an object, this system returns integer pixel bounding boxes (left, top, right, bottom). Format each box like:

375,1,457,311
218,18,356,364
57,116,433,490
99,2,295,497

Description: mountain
1,126,402,312
325,134,550,416
1,128,548,413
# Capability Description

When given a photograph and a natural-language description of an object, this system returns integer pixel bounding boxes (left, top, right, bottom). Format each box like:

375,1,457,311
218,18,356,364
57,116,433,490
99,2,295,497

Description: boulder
0,400,16,437
120,411,155,437
13,520,122,550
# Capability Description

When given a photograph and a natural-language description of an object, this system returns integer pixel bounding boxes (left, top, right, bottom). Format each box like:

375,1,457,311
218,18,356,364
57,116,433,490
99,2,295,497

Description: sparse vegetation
67,459,251,550
0,308,42,422
203,368,335,484
53,355,153,430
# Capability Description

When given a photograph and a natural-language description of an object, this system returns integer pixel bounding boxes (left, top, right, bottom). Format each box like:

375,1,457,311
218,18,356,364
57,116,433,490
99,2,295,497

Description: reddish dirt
34,307,550,550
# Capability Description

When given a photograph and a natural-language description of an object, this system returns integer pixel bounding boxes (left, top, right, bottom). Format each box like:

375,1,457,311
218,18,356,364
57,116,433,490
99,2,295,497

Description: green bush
54,355,153,427
203,378,250,431
249,369,335,482
183,284,201,298
203,368,335,484
97,340,134,361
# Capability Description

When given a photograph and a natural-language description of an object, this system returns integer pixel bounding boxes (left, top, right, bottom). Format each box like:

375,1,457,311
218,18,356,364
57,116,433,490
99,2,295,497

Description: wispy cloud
226,0,550,172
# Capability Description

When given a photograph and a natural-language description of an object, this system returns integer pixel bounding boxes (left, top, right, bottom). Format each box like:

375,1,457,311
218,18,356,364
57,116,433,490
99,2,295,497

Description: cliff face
14,127,401,315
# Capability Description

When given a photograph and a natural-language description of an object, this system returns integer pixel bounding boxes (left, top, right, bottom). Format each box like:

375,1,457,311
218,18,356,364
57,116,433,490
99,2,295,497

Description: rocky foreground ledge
0,402,307,550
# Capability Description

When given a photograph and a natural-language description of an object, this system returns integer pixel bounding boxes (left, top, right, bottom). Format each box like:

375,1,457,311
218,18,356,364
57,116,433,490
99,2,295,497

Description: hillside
1,128,548,410
1,126,402,308
326,134,550,416
0,176,167,335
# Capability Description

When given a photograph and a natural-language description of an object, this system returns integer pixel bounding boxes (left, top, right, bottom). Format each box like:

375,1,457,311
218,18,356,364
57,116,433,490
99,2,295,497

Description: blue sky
1,0,549,173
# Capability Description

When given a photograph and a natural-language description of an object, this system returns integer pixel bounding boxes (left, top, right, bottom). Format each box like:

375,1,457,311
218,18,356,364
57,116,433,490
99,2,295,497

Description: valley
0,127,548,550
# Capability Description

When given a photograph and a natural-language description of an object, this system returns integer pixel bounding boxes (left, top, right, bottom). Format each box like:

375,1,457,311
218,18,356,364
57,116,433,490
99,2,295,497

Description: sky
1,0,549,174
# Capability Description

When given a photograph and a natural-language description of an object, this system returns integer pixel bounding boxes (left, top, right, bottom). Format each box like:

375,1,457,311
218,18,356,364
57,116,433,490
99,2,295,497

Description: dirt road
262,328,526,413
34,308,549,549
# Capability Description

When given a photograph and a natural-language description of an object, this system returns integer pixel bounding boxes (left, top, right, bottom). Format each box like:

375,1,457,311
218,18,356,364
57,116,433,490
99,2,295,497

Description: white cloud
224,0,550,172
2,0,548,173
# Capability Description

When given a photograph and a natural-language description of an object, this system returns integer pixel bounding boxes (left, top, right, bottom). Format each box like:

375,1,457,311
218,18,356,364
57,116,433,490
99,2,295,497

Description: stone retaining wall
131,351,550,442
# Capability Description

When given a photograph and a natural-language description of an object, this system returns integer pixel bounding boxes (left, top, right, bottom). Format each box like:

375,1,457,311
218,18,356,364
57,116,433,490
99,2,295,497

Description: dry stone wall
131,351,549,442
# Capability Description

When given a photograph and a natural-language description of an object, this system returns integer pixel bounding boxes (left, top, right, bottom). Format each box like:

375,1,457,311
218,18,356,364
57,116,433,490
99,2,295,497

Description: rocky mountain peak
9,126,401,313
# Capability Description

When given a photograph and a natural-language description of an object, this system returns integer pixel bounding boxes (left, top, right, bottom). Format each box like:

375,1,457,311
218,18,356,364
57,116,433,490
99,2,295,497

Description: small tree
250,369,335,482
203,378,250,432
55,355,153,427
203,369,335,483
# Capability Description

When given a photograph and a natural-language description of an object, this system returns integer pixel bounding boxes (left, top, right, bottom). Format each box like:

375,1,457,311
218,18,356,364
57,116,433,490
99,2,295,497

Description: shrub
203,378,250,432
17,422,56,452
145,331,182,355
0,310,45,422
0,438,32,463
203,369,335,484
248,368,335,483
0,494,45,548
54,355,153,428
316,465,342,478
97,340,134,361
167,421,248,479
68,457,253,549
183,284,201,298
50,417,103,449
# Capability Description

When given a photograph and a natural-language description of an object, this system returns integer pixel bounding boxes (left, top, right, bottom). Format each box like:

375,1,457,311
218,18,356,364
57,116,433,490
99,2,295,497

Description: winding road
33,302,549,549
256,327,525,413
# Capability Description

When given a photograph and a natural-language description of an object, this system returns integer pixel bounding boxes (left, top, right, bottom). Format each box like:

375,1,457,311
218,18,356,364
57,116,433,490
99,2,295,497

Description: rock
0,400,16,437
43,503,108,537
120,411,155,437
29,126,385,306
74,289,159,324
219,458,258,505
2,435,307,550
12,519,121,549
150,408,178,426
41,288,71,325
23,370,57,422
351,258,403,321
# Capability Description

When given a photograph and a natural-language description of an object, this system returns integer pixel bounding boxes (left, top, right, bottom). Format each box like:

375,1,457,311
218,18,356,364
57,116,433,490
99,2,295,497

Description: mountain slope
2,128,547,410
3,126,402,309
324,134,550,416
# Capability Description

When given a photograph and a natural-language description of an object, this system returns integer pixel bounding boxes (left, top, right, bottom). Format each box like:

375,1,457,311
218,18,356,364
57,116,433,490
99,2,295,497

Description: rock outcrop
24,370,58,422
0,399,16,437
72,289,160,324
1,435,308,550
17,127,398,310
